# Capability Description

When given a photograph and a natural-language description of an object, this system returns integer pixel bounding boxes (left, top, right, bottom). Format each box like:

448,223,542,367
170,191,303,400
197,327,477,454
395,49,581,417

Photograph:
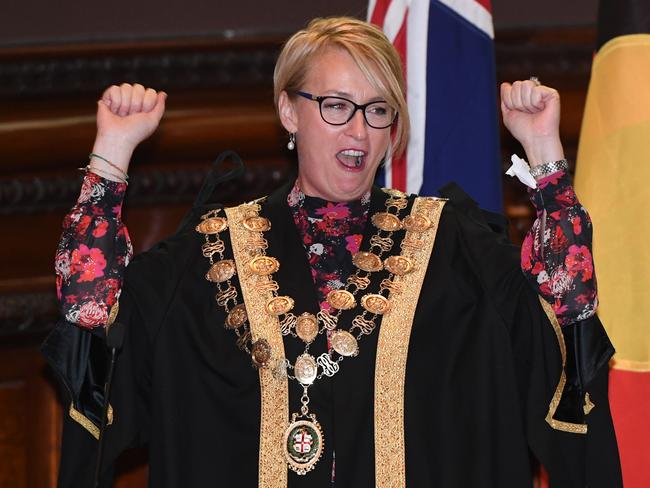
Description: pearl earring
287,133,296,151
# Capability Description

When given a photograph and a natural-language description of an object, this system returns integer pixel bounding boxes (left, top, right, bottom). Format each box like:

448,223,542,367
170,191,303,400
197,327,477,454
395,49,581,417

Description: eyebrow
324,91,385,103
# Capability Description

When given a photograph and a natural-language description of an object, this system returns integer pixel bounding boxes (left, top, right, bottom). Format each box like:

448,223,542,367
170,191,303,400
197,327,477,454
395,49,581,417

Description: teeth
340,149,365,157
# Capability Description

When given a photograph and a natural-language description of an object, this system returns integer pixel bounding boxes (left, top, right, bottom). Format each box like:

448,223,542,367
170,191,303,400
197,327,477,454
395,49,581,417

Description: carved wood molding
0,27,596,99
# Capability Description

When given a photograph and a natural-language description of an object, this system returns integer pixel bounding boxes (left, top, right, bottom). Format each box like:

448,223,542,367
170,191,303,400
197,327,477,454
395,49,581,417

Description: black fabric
51,182,622,487
597,0,650,50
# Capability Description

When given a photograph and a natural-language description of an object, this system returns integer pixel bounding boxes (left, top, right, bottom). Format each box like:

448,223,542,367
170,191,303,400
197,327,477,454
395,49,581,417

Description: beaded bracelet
529,159,568,179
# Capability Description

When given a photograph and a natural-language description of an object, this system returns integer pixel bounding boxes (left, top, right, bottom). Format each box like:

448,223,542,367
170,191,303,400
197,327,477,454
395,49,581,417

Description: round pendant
248,255,280,276
402,213,432,233
330,330,359,357
384,255,414,276
296,313,319,343
225,303,247,329
205,259,237,283
195,217,228,234
265,296,295,316
294,354,318,385
371,212,402,232
251,338,272,368
361,293,391,315
242,216,271,232
284,415,324,475
352,251,383,272
326,290,356,310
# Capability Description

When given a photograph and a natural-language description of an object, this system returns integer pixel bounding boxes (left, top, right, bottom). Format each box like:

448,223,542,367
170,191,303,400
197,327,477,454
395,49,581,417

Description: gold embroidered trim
68,403,113,440
374,197,446,487
539,297,588,434
225,204,289,488
583,392,595,415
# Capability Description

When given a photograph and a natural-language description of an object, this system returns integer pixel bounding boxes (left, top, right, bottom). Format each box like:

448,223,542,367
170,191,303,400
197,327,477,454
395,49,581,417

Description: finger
150,92,167,122
500,82,513,112
519,81,537,113
129,83,146,114
530,86,545,110
102,85,121,114
142,88,158,112
510,81,531,113
118,83,133,117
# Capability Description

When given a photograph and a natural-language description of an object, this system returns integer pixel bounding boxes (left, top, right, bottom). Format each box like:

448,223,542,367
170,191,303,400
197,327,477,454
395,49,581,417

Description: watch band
529,159,568,179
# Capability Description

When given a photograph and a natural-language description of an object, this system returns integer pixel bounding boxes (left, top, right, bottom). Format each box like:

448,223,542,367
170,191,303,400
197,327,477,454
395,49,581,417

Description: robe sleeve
448,200,622,487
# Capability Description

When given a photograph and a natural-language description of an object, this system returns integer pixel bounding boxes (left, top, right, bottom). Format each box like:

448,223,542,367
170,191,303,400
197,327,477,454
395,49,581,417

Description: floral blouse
55,170,594,329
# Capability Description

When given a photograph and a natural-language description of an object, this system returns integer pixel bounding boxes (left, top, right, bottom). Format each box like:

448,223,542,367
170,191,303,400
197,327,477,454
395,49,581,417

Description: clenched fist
90,83,167,180
500,80,564,168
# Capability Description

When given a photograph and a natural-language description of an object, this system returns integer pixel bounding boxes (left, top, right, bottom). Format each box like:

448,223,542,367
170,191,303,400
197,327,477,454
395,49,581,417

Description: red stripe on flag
369,0,391,26
610,368,650,487
390,14,408,192
474,0,492,13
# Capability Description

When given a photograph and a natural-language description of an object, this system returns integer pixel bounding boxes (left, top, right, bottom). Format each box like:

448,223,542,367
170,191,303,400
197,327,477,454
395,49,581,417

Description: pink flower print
77,300,109,328
92,219,109,238
346,234,363,255
315,203,350,220
565,245,593,282
71,245,107,283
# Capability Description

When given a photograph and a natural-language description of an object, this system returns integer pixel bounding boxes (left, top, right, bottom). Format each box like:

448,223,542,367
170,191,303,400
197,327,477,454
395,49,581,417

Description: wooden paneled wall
0,27,596,487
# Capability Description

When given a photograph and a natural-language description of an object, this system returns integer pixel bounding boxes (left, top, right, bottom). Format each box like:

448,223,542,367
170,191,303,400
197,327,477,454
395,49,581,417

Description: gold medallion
371,212,402,232
195,217,228,234
242,216,271,232
296,313,319,343
265,296,295,316
330,330,359,357
205,259,237,283
248,255,280,276
251,338,272,368
294,354,318,385
361,293,391,315
284,413,324,475
352,251,383,272
326,290,356,310
402,213,432,233
384,255,414,276
225,303,247,329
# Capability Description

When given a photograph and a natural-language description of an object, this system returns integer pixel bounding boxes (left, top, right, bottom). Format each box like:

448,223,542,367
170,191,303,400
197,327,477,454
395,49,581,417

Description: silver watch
529,159,568,179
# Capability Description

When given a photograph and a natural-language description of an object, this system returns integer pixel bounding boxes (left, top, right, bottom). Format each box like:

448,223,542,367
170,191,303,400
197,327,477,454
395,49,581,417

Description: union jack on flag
368,0,502,212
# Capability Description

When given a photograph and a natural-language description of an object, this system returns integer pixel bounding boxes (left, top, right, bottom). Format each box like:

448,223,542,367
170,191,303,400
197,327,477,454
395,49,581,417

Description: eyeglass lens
319,97,395,128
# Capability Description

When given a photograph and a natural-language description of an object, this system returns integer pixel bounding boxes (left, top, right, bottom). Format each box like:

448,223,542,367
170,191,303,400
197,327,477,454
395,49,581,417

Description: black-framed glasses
295,91,397,129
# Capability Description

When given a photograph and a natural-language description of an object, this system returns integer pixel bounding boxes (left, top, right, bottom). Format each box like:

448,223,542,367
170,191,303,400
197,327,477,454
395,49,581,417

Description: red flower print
565,245,593,282
76,215,92,237
550,226,569,253
316,203,350,219
571,216,582,235
345,234,363,254
71,245,107,283
92,219,109,238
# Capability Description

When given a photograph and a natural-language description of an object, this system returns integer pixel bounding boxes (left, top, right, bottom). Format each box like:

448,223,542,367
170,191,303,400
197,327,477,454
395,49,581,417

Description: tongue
338,153,362,168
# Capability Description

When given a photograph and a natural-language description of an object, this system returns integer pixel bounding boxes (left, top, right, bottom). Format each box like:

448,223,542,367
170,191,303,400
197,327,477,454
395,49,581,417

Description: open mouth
336,149,366,170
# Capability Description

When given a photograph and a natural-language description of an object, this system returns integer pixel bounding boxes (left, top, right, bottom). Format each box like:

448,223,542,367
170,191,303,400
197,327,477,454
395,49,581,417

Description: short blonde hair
274,17,409,158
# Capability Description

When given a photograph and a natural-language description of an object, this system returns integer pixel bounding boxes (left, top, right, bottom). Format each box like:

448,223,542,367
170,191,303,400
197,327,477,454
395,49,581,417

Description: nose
345,108,369,140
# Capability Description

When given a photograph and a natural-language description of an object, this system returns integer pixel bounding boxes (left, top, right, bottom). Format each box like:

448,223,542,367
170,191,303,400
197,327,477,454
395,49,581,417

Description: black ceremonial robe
45,181,622,487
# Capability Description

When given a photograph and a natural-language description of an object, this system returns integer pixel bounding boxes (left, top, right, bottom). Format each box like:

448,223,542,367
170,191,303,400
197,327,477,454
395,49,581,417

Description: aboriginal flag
575,1,650,486
368,0,502,212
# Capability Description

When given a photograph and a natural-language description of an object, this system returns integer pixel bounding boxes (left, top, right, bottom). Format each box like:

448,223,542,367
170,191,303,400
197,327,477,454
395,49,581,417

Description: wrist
91,135,135,174
521,135,564,168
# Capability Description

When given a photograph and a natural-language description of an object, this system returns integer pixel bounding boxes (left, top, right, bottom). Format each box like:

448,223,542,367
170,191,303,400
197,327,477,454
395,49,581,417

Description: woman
46,17,621,487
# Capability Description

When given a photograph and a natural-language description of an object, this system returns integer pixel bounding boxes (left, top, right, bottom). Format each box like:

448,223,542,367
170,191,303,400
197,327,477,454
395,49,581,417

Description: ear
278,90,298,133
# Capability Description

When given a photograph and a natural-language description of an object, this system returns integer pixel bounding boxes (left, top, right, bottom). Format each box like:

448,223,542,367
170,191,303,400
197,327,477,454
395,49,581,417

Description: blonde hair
273,17,409,158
